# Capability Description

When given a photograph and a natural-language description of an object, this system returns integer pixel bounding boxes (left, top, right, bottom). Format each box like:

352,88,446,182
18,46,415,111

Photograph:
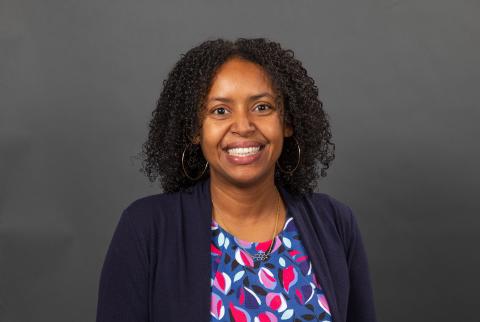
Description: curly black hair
137,38,335,196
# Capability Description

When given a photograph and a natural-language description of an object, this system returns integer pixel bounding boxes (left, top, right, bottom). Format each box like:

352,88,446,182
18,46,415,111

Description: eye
212,107,230,115
254,104,273,113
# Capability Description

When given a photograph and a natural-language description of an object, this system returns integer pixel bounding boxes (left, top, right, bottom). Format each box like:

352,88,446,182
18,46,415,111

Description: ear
284,123,293,138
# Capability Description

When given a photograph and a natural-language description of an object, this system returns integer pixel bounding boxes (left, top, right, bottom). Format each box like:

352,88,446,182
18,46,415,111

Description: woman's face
196,57,293,187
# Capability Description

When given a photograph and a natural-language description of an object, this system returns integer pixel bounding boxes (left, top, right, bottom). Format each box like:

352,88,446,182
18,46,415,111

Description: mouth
225,145,265,157
223,141,266,165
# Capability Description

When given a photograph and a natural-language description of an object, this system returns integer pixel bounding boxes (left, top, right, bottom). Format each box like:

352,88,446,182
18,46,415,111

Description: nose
231,110,255,136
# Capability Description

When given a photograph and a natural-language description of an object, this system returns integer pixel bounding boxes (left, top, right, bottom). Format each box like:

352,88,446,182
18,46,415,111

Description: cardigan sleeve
345,206,377,322
96,208,149,322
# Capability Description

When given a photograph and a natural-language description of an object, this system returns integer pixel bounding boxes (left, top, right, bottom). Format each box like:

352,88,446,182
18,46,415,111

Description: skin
193,57,293,242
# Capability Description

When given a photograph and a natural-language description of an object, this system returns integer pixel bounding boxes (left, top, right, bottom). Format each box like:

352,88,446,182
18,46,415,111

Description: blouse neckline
211,211,294,256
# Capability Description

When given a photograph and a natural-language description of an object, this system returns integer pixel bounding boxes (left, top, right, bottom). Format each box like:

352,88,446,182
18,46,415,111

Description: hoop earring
181,143,208,180
276,136,301,175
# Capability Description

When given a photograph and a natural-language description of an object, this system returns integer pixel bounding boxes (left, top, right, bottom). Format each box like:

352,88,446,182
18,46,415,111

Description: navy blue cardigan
96,177,377,322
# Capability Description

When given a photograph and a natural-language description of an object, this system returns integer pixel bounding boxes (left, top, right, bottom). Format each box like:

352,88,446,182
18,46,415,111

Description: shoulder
305,191,355,222
123,181,204,216
117,190,184,232
116,179,209,235
124,191,180,215
309,192,352,211
301,191,358,243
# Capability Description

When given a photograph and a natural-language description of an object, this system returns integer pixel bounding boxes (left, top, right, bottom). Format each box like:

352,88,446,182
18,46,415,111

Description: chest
146,213,348,322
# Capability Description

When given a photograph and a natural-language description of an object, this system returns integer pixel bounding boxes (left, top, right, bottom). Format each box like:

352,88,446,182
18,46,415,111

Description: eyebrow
207,92,275,104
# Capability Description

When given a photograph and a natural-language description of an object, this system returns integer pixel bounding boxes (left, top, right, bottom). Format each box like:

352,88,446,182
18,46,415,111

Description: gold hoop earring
276,136,301,175
181,143,208,180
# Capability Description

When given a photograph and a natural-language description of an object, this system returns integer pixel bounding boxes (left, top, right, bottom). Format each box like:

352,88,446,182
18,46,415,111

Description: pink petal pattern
235,248,254,267
258,267,277,290
211,243,222,256
213,271,231,295
279,266,298,292
318,293,331,316
255,311,278,322
229,302,251,322
265,292,287,312
210,292,225,319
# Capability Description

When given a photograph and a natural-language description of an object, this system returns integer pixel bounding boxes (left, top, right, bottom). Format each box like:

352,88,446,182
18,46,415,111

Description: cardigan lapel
277,185,340,322
184,177,213,321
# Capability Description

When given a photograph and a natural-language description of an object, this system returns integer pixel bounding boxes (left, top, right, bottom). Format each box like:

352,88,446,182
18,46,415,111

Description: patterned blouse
210,211,332,322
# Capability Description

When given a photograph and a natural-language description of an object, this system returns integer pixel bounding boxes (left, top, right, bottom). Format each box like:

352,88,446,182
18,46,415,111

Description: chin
222,169,274,187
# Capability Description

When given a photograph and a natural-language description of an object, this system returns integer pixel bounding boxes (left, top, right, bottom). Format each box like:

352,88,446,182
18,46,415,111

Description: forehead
206,58,276,98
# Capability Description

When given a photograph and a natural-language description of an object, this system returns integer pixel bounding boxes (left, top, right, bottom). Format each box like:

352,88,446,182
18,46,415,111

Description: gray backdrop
1,0,479,321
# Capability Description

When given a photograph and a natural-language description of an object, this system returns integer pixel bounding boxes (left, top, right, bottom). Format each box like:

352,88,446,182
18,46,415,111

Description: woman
96,38,377,322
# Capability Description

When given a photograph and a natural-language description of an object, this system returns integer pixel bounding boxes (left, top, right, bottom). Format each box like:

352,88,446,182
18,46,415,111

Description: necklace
211,190,280,262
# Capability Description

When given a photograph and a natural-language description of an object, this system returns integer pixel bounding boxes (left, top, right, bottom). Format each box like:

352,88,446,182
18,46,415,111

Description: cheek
263,119,285,141
264,121,286,155
200,123,225,152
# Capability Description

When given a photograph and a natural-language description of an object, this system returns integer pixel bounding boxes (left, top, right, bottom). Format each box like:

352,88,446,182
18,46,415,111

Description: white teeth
227,146,261,156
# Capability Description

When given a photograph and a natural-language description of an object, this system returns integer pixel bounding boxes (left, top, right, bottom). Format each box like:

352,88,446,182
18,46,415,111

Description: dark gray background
1,0,479,321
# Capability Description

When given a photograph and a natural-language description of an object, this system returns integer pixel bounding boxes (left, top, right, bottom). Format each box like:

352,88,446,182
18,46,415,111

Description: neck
209,171,286,241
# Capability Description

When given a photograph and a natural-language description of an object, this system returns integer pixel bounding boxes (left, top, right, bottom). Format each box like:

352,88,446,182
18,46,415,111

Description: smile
224,145,265,165
227,146,262,156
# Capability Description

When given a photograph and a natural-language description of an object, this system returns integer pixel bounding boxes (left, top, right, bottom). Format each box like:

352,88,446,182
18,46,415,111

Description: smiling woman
96,38,377,322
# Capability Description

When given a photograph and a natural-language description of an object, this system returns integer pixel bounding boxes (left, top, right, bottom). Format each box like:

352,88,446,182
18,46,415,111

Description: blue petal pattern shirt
210,212,332,322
